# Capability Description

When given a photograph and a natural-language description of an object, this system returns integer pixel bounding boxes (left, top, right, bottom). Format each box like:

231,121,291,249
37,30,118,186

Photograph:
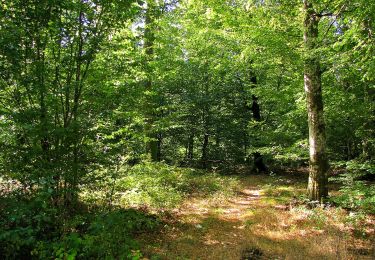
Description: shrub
82,162,240,209
0,191,59,259
330,160,375,214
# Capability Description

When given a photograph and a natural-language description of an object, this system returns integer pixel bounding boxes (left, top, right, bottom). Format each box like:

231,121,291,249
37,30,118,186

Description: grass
3,163,373,259
78,163,374,259
130,167,374,260
81,162,240,210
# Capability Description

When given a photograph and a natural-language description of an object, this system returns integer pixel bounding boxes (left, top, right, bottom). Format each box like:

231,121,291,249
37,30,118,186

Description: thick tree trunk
144,1,159,162
303,0,329,201
249,71,267,172
251,95,261,121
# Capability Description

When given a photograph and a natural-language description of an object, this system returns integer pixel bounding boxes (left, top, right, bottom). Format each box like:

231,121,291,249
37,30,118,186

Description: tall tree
0,0,136,208
303,0,329,201
143,0,160,161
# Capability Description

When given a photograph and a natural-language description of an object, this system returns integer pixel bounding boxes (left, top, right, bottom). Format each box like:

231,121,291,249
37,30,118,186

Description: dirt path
139,175,375,260
177,187,262,221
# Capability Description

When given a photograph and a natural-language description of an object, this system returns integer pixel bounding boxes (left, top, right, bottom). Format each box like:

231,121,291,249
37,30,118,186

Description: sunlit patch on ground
137,173,375,260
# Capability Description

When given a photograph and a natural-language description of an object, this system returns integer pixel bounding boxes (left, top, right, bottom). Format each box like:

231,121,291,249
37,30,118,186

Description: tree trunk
201,133,209,169
157,133,162,161
187,132,194,160
303,0,329,201
144,0,159,161
251,95,261,121
249,70,267,172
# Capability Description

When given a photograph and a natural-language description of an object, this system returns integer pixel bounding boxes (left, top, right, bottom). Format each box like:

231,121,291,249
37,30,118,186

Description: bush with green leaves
32,209,159,259
0,191,59,259
82,162,240,209
330,160,375,214
0,185,160,259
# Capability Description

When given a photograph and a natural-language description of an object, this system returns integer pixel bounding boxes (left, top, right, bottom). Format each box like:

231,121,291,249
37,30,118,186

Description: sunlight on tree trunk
303,0,329,201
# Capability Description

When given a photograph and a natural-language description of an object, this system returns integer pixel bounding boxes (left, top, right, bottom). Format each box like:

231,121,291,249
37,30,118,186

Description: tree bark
144,0,159,161
201,133,209,169
303,0,329,201
249,70,266,172
156,133,162,161
251,95,261,121
187,132,194,160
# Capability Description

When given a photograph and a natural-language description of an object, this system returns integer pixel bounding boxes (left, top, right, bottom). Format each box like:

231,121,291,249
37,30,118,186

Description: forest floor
137,169,375,260
1,164,374,259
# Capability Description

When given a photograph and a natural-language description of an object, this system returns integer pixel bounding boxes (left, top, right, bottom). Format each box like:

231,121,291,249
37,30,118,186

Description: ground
137,171,375,260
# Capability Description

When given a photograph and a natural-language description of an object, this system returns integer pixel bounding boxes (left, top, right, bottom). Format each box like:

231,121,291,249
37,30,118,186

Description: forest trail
176,187,263,221
138,174,375,260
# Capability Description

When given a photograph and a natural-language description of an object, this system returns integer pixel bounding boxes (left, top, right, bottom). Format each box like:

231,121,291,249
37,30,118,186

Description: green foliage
0,192,59,259
35,209,158,260
330,161,375,213
82,162,240,209
0,190,159,259
0,0,374,258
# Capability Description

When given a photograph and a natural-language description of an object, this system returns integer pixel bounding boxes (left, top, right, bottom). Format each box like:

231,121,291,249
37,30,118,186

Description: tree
0,0,136,209
303,0,329,201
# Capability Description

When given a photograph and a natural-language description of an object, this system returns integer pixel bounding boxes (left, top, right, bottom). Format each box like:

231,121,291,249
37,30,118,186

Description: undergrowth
81,162,240,209
1,162,374,259
330,160,375,214
0,192,159,259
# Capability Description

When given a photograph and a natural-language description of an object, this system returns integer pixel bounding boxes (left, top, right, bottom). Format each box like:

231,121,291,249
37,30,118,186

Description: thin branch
321,4,347,39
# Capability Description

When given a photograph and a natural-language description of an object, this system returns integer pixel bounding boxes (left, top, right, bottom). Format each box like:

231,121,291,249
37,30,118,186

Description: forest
0,0,374,259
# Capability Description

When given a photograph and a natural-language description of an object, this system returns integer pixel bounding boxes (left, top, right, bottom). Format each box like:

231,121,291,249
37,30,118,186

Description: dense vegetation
0,0,374,259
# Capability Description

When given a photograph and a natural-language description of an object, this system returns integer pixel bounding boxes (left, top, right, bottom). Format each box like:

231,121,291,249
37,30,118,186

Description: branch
320,3,346,17
321,4,346,39
317,12,333,17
